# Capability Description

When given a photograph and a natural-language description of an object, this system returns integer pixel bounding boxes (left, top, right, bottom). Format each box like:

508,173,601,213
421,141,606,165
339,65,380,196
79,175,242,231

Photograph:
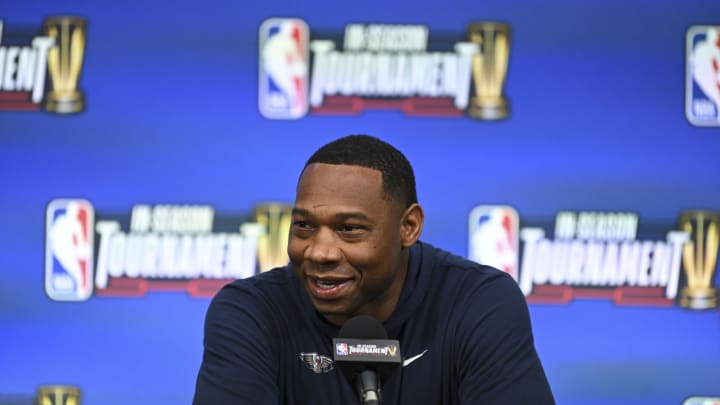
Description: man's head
288,134,424,326
303,134,418,209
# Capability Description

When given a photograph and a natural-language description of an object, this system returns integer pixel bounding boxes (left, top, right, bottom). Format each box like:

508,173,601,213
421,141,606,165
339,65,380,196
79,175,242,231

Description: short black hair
303,134,418,208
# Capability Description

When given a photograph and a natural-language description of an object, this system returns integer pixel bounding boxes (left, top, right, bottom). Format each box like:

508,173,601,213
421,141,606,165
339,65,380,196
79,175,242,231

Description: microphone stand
357,369,381,405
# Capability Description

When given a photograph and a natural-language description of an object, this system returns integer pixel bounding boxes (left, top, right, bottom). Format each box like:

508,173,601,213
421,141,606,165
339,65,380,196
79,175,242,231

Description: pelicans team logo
686,25,720,126
258,18,309,119
45,199,94,301
299,352,334,373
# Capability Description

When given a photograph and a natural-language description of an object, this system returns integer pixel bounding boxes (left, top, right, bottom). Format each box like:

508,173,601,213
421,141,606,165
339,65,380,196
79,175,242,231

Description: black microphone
333,315,401,405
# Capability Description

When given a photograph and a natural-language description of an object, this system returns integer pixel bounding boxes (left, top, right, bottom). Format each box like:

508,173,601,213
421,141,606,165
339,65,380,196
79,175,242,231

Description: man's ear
400,203,424,248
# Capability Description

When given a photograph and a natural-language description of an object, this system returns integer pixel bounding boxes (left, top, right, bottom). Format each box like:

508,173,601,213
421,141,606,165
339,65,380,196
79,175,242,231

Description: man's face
288,163,408,326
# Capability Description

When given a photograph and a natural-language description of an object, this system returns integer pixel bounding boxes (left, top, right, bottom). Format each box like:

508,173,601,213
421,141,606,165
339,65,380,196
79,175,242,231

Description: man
193,134,555,404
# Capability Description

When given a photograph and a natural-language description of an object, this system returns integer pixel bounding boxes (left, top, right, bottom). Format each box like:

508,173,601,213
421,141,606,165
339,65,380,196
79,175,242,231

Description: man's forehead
293,163,405,213
298,163,382,188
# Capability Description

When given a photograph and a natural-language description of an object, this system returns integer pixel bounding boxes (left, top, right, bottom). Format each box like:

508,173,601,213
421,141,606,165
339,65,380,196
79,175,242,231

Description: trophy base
467,97,509,120
45,91,85,114
679,287,718,310
37,385,81,404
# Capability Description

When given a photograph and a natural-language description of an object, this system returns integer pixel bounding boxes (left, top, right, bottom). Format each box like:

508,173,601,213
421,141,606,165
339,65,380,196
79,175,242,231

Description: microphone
333,315,402,405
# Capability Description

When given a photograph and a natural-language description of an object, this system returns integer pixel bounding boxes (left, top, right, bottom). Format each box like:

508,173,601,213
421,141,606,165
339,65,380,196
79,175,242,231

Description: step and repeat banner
1,1,719,404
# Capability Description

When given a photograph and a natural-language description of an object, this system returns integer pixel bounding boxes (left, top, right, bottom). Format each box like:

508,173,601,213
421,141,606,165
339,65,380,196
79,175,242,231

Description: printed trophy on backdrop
254,203,293,272
678,211,720,310
467,21,510,120
36,386,80,405
42,16,87,114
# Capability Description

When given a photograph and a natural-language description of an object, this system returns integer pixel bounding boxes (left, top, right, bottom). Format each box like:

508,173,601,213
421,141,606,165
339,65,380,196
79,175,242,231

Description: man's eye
293,221,310,229
338,224,363,233
291,221,314,238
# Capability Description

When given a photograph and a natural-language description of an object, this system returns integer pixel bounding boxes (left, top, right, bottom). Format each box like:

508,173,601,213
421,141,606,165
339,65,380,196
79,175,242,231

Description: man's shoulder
227,265,294,290
210,266,298,311
419,242,521,301
421,242,507,281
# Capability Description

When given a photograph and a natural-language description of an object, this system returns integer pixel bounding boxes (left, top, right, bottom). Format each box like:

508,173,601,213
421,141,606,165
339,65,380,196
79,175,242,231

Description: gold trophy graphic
467,22,510,120
678,211,719,310
254,203,293,272
43,16,87,114
37,385,81,405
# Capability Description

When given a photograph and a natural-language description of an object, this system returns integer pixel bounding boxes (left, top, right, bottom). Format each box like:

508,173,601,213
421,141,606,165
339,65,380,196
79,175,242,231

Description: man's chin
319,312,350,327
310,303,352,325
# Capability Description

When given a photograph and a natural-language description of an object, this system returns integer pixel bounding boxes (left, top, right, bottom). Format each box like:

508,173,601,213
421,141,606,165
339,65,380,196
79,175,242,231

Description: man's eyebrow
335,212,372,222
292,207,310,216
291,208,371,222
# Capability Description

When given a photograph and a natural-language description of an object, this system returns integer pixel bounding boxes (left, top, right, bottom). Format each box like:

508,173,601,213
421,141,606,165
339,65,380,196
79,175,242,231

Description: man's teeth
316,280,339,289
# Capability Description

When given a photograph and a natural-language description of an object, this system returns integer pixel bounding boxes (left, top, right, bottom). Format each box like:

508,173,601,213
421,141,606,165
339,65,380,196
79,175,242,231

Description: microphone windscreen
338,315,388,339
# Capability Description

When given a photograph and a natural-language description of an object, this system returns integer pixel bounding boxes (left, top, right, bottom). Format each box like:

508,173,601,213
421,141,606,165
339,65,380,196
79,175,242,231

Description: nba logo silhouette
686,25,720,126
336,343,349,356
45,199,94,301
258,18,309,119
468,205,519,280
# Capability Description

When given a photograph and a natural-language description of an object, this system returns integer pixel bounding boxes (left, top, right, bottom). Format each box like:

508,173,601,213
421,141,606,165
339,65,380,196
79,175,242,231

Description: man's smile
305,275,354,299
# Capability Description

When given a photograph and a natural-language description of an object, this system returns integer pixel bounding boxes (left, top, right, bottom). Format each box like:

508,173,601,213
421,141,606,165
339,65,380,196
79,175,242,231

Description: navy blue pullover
193,242,555,404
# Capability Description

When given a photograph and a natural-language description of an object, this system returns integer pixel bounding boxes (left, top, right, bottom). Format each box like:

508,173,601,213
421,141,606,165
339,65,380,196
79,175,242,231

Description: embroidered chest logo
299,352,334,373
402,349,428,367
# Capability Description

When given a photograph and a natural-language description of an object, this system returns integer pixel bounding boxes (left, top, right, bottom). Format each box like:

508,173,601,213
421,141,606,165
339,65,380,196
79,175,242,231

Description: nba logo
336,343,349,356
686,25,720,126
468,205,519,280
45,199,94,301
681,397,720,405
258,18,309,119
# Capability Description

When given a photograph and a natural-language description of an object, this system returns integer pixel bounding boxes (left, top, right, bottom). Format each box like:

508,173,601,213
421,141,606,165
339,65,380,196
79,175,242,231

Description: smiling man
193,135,555,404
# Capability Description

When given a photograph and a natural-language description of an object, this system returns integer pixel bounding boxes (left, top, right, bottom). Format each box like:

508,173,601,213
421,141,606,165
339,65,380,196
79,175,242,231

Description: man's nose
305,227,342,263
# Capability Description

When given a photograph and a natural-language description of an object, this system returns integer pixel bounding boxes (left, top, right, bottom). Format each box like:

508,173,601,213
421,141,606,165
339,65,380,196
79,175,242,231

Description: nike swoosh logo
402,349,428,367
